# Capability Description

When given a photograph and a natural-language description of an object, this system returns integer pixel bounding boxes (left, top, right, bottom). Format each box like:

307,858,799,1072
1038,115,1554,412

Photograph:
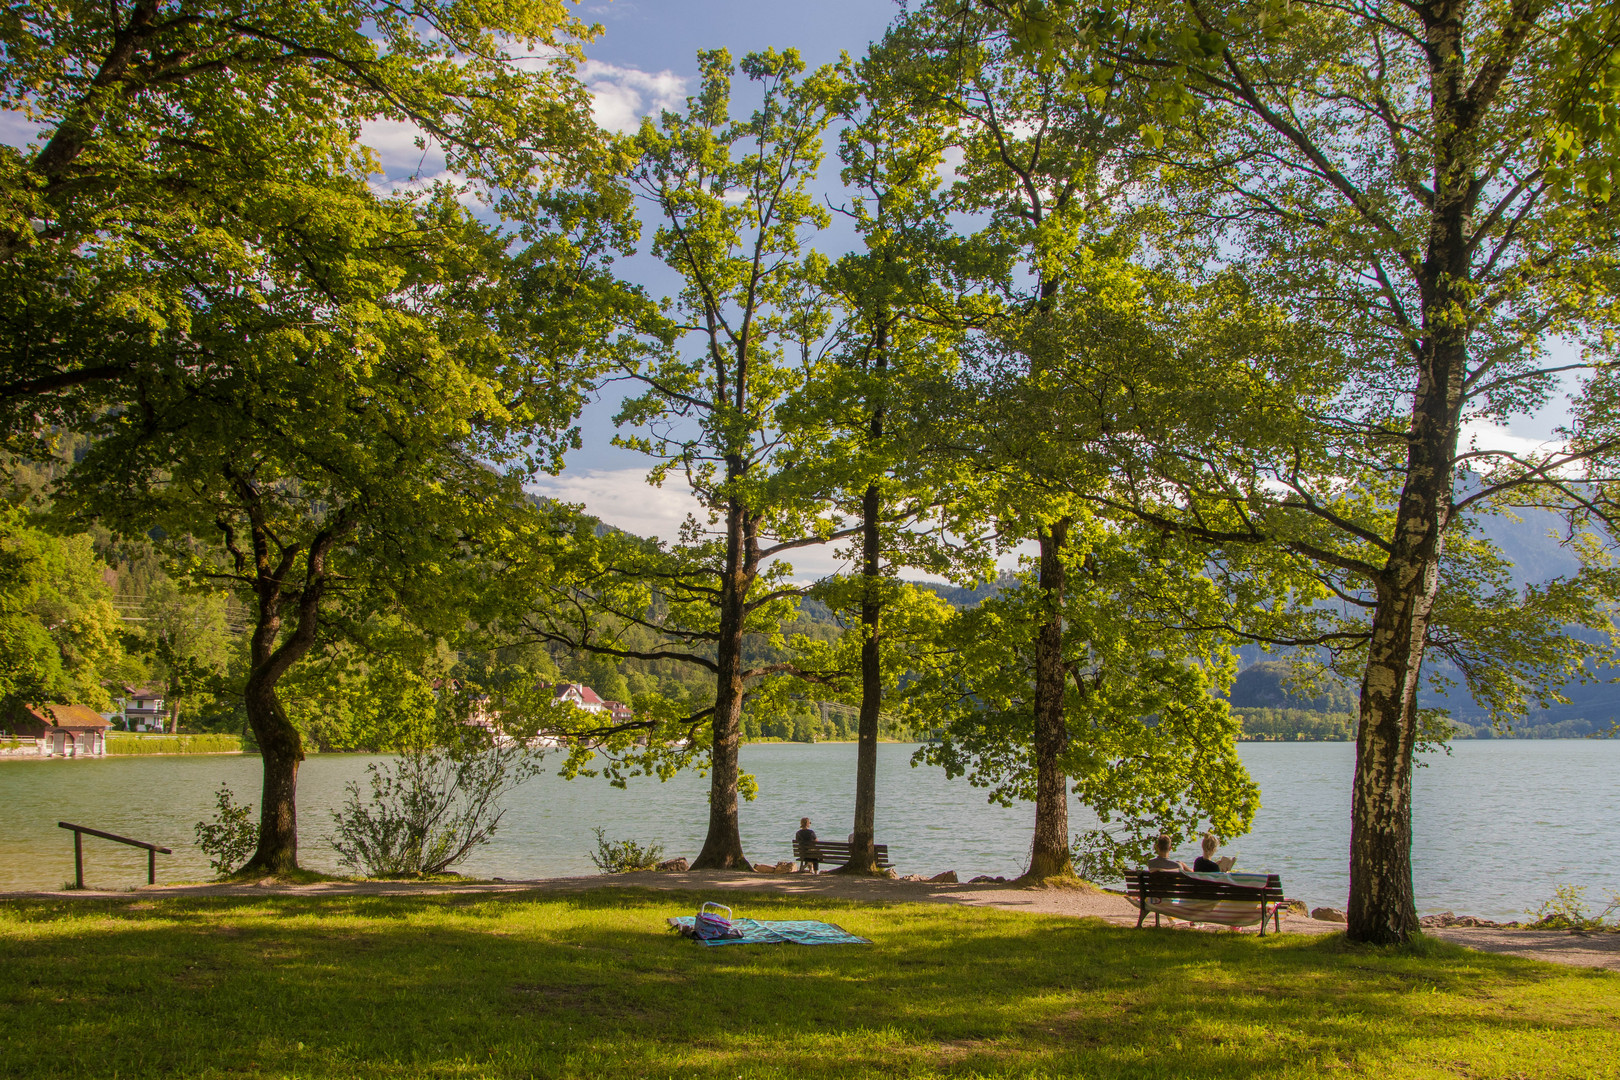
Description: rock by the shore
656,858,689,873
929,871,959,884
899,874,928,882
1311,907,1347,923
1420,911,1521,929
969,875,1010,884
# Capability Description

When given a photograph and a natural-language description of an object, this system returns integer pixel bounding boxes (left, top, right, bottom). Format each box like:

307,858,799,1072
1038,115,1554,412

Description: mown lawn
1,888,1614,1079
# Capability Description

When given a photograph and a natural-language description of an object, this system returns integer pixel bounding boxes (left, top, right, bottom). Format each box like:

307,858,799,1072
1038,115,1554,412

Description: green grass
1,889,1614,1079
104,733,244,755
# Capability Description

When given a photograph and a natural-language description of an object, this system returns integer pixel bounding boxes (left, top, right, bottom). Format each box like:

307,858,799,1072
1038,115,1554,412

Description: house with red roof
6,704,110,757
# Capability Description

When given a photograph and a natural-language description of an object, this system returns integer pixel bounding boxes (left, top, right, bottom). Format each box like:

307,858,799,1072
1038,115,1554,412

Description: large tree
517,49,861,870
989,0,1620,940
63,187,613,872
875,2,1176,882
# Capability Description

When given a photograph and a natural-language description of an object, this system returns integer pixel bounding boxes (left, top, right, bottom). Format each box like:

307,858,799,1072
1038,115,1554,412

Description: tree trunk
240,673,303,874
837,480,885,875
1345,7,1478,938
1024,516,1076,882
691,498,753,870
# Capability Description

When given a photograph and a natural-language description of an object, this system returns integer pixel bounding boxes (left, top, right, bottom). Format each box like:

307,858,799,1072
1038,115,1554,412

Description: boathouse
6,704,111,758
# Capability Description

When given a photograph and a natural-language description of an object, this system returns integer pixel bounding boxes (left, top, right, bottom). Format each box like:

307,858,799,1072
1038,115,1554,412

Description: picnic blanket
667,916,871,946
1143,871,1272,927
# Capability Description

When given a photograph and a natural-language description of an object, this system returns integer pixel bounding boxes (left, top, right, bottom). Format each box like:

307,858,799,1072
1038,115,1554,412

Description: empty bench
1125,870,1285,936
793,839,893,870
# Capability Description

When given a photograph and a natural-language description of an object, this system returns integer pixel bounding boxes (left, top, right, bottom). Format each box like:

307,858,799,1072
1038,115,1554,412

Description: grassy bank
2,889,1614,1079
104,733,244,755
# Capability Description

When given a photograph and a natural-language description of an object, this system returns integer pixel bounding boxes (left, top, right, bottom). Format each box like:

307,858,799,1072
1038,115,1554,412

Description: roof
15,704,111,732
554,682,607,706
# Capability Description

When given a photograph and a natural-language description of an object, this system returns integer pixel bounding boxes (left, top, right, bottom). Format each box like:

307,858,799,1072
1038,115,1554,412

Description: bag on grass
693,901,741,940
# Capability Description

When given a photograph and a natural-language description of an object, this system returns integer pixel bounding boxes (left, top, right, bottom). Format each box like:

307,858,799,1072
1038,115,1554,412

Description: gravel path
6,870,1615,971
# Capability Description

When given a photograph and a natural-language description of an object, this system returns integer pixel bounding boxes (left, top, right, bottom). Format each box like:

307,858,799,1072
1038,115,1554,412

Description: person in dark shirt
794,817,820,874
1192,832,1224,873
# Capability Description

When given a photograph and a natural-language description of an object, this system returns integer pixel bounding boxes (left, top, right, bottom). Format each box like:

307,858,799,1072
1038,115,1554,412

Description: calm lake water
1,740,1614,920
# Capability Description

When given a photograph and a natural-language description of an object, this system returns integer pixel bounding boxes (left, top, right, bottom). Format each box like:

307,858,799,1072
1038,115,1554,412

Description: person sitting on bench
1192,832,1237,873
1146,834,1186,871
794,817,820,874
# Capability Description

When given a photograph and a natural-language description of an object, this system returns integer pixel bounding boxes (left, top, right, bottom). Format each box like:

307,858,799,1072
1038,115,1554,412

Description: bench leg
1258,902,1266,937
1154,912,1160,928
1136,901,1146,929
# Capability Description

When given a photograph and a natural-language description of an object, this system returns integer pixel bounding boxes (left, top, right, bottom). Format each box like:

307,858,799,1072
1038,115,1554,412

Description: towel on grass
667,916,871,946
1145,871,1273,927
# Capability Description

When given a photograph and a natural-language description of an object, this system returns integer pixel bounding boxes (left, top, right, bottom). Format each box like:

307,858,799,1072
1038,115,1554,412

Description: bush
194,783,259,875
329,743,541,877
1528,884,1620,931
108,733,243,755
588,828,664,873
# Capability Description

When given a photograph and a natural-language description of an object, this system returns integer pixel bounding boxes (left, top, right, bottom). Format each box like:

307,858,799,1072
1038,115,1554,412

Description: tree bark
1024,516,1076,882
691,496,753,870
836,479,885,874
234,498,350,875
242,672,303,873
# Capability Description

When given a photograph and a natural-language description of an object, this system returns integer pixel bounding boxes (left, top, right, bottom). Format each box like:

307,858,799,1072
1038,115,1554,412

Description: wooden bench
1125,870,1285,936
792,839,893,870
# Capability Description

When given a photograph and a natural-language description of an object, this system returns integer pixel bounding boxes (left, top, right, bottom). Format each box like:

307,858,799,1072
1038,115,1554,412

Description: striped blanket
1143,872,1271,927
667,917,872,946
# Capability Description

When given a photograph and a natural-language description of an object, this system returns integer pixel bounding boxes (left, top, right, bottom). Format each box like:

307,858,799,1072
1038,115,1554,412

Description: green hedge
104,733,245,755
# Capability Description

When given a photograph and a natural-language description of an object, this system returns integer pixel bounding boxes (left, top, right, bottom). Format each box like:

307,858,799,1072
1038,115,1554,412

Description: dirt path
6,870,1615,971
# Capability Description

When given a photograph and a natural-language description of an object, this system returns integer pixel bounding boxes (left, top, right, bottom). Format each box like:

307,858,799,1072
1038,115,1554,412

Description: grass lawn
1,888,1614,1079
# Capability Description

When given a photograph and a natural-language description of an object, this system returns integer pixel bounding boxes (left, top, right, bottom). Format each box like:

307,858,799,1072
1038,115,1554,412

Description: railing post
73,830,83,889
148,847,156,885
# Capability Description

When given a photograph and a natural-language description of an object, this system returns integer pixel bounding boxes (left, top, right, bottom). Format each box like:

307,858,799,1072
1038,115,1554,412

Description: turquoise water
1,740,1614,920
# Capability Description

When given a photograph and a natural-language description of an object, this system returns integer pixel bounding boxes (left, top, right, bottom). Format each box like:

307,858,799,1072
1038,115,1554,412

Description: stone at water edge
774,861,794,873
928,871,959,884
656,857,689,873
899,874,928,882
1311,907,1348,923
968,875,1010,884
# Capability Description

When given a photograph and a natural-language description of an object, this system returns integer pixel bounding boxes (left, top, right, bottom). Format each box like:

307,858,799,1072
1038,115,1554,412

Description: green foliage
329,737,543,877
1233,709,1358,742
586,828,666,874
0,0,608,445
1528,884,1620,931
193,784,259,876
106,733,242,756
0,503,127,710
920,523,1260,871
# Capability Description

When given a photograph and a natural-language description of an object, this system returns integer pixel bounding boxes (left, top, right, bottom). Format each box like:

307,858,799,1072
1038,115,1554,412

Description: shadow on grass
0,888,1613,1079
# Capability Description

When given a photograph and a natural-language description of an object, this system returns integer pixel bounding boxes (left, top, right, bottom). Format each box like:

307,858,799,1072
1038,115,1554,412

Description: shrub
329,743,541,877
194,783,259,875
588,828,664,873
1528,884,1620,931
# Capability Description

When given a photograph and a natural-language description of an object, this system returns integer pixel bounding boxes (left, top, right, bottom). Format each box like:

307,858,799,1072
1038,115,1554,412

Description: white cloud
359,117,447,173
579,60,687,134
529,467,702,543
1460,418,1567,461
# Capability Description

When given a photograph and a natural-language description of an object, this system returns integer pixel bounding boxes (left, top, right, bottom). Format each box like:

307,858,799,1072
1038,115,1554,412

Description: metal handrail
58,822,172,888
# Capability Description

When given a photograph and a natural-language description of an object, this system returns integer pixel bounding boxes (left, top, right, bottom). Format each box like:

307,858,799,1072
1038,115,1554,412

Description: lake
2,740,1614,920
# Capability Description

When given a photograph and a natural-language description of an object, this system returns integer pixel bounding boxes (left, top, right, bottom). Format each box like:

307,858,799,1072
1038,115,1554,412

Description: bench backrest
1125,870,1283,901
793,840,888,858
